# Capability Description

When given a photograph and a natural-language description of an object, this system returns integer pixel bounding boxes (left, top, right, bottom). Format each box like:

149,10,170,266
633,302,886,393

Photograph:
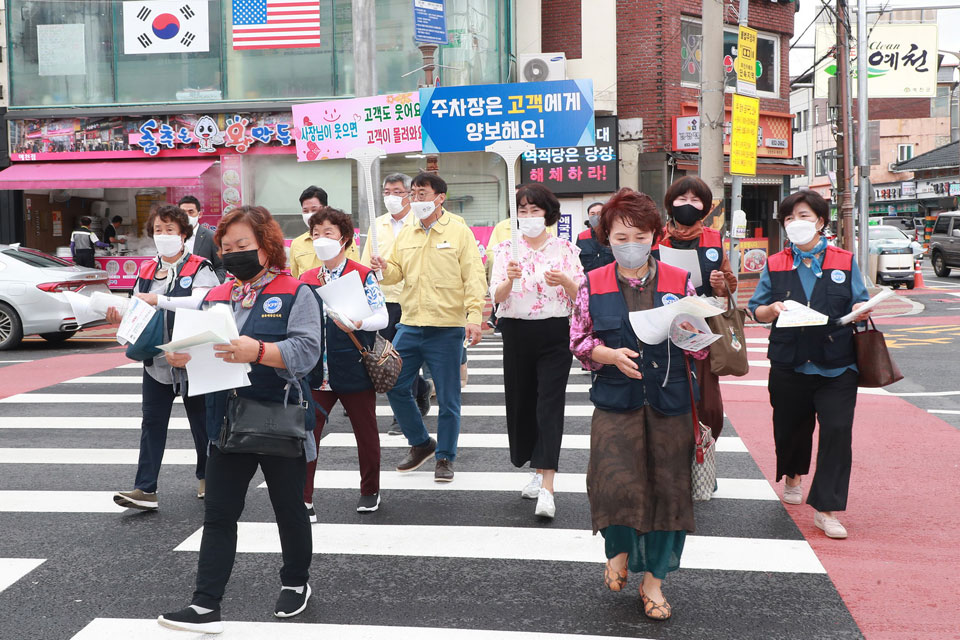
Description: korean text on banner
292,93,422,161
730,94,759,177
419,79,596,154
736,25,758,97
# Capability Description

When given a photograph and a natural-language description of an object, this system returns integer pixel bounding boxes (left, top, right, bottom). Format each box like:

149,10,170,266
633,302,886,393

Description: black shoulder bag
218,382,310,458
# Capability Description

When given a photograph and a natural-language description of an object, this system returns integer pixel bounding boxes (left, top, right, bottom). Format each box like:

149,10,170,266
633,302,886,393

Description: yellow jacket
360,213,413,303
380,211,486,327
289,230,360,279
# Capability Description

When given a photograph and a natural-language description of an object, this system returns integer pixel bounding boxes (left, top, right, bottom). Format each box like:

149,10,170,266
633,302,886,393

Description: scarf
231,268,281,309
156,252,189,295
791,237,828,278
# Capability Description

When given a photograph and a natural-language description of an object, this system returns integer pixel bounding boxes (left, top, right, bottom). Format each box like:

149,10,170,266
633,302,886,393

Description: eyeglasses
410,190,436,202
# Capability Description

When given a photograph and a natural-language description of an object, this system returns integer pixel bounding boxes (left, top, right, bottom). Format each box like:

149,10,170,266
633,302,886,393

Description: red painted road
727,327,960,640
0,348,130,400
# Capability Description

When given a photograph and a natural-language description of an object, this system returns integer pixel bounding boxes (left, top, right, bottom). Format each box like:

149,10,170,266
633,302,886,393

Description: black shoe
357,493,381,512
157,606,223,634
274,583,311,618
396,438,437,472
305,503,317,523
416,386,432,416
434,458,454,483
387,417,403,436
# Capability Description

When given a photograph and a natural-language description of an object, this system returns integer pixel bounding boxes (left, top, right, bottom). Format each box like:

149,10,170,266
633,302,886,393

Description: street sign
413,0,448,45
419,79,595,154
730,94,759,176
736,25,758,97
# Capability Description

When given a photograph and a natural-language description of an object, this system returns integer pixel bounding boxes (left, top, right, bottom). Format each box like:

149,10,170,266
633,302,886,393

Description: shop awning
0,159,217,190
670,153,806,176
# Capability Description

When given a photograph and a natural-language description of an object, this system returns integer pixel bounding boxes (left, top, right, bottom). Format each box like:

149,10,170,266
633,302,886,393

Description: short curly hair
516,183,561,226
214,205,287,270
595,188,663,247
145,204,194,240
308,207,355,250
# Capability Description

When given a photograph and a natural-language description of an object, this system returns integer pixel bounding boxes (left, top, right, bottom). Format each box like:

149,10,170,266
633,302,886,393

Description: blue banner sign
413,0,448,45
419,79,595,154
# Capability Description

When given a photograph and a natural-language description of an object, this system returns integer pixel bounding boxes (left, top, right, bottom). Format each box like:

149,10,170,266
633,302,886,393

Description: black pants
192,446,312,609
500,317,571,470
769,367,858,512
73,248,95,268
382,302,429,399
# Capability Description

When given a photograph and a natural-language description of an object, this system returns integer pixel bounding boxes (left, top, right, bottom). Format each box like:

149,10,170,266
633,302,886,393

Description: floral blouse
489,235,586,319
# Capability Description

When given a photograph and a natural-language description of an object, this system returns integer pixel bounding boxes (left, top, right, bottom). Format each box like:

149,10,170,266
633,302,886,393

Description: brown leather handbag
853,318,903,388
349,332,403,393
705,282,750,377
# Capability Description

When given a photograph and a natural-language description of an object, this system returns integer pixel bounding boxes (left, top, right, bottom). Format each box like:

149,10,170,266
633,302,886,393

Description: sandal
603,561,628,592
639,586,672,621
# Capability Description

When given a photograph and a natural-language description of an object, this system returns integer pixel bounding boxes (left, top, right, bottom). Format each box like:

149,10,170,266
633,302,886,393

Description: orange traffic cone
913,259,925,289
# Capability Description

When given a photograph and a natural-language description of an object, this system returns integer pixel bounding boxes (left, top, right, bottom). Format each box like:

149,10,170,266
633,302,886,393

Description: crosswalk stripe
71,618,648,640
719,379,891,396
0,491,125,513
469,368,589,376
0,448,199,465
0,559,45,594
173,522,826,574
0,417,183,429
256,471,777,500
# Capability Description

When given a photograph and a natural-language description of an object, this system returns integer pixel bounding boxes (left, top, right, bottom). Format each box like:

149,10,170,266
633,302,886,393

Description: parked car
0,244,110,350
868,226,923,289
872,215,920,242
929,211,960,278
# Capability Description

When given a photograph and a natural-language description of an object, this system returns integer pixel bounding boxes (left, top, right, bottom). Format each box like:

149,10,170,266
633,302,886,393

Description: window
814,105,820,125
792,110,808,132
898,144,914,163
815,150,837,177
933,215,951,235
680,18,780,97
932,85,951,118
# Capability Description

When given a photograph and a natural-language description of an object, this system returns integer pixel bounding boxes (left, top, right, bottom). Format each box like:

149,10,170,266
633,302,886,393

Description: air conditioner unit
518,53,566,83
887,162,898,171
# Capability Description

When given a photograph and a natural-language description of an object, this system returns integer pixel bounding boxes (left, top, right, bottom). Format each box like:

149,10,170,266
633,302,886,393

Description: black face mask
672,203,704,226
222,249,264,281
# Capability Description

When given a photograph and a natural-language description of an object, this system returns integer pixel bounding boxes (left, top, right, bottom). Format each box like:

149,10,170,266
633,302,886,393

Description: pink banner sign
471,226,494,263
95,256,154,290
292,92,422,162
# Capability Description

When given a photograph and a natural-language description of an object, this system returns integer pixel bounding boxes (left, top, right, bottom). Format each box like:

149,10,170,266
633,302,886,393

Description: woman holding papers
748,190,870,541
489,183,585,520
569,188,707,621
110,204,219,511
654,176,738,441
158,205,322,634
299,207,388,515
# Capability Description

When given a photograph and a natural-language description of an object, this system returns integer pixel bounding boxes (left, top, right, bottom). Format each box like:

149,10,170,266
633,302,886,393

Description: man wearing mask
370,172,486,482
290,186,359,279
576,201,615,273
178,195,225,282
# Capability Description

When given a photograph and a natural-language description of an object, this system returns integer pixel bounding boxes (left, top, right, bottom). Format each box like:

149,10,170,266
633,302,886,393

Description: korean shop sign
730,95,759,177
736,26,758,97
419,79,595,154
136,114,292,156
519,115,619,195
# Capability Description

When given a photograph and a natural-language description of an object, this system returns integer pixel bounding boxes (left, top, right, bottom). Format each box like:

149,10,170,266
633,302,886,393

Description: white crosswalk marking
0,558,45,594
0,491,126,513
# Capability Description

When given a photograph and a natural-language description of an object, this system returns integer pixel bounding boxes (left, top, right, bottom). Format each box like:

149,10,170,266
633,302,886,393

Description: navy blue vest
652,226,724,297
202,275,315,441
766,246,857,370
586,261,698,415
300,261,377,393
576,228,615,273
137,253,209,340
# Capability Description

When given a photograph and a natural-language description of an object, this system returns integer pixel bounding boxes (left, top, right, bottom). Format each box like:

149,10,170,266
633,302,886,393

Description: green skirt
601,525,686,580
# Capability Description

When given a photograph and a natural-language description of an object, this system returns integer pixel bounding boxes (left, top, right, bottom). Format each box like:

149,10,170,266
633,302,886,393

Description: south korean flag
123,0,209,54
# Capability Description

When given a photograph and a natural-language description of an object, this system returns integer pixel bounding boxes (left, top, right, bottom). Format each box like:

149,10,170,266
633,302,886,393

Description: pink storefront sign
95,256,154,290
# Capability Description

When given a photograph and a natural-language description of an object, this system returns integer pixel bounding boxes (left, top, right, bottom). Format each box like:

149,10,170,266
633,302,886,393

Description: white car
868,226,924,289
0,244,111,350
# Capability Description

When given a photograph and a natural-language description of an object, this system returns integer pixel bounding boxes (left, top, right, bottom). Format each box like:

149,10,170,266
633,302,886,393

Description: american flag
231,0,321,50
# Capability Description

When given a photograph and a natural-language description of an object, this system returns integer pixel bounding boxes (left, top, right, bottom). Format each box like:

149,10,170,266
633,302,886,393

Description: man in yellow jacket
370,172,485,483
289,185,359,278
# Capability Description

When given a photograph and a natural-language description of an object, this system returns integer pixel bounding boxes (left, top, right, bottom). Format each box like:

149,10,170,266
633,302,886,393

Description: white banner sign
123,1,209,55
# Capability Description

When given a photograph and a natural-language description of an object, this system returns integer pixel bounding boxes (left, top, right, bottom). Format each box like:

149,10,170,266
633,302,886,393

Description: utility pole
352,0,378,219
836,0,855,251
857,0,871,279
699,0,725,205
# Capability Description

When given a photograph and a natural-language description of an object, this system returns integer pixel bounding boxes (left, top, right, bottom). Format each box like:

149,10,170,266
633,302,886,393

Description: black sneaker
387,417,403,436
396,437,437,472
305,503,317,524
157,606,223,634
274,583,311,618
357,493,381,512
416,385,432,416
435,459,454,483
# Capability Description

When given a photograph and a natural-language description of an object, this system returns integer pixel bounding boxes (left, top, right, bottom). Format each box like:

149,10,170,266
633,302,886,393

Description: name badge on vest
262,296,283,314
662,293,680,304
705,248,719,262
179,276,193,289
831,270,846,284
437,241,452,249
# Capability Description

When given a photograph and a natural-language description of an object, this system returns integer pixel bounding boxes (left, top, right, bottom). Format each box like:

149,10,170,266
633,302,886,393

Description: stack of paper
115,297,158,345
315,270,373,326
775,300,829,328
628,296,724,345
159,305,251,396
837,288,894,325
656,246,704,289
669,313,722,351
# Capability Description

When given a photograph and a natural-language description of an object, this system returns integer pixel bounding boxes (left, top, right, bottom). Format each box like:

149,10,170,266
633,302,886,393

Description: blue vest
137,253,209,339
586,261,698,415
766,246,857,370
202,275,315,441
652,226,724,297
576,228,615,273
300,261,376,393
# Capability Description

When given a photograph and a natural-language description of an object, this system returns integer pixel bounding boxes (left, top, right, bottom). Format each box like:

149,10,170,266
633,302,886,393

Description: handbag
705,282,750,377
348,332,403,393
218,385,309,458
853,318,904,388
685,355,717,502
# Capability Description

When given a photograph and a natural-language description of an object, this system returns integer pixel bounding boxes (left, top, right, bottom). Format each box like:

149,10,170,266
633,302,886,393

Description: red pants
304,388,381,502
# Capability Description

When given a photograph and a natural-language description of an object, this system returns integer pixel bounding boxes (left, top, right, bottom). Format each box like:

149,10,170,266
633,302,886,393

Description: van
928,211,960,277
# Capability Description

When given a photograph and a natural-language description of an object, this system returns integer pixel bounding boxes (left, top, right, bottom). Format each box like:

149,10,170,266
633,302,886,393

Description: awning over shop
0,159,217,190
670,153,806,176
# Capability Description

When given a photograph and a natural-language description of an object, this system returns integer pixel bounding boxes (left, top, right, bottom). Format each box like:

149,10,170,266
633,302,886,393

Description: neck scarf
231,267,280,309
791,236,828,278
157,251,189,295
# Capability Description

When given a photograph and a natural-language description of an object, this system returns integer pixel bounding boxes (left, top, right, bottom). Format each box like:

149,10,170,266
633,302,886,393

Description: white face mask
154,233,183,258
785,219,819,246
518,217,546,238
383,195,406,216
411,199,438,220
302,212,315,228
187,215,200,228
313,237,344,261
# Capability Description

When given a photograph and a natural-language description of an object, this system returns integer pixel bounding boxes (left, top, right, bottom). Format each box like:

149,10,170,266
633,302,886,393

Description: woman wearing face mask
654,176,738,441
299,207,388,516
575,201,615,273
749,190,870,541
489,184,585,519
109,204,220,511
569,188,707,621
158,206,323,634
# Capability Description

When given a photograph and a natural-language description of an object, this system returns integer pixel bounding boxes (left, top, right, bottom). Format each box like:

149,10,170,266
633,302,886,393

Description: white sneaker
782,482,803,505
521,473,542,499
814,512,848,539
534,488,556,519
